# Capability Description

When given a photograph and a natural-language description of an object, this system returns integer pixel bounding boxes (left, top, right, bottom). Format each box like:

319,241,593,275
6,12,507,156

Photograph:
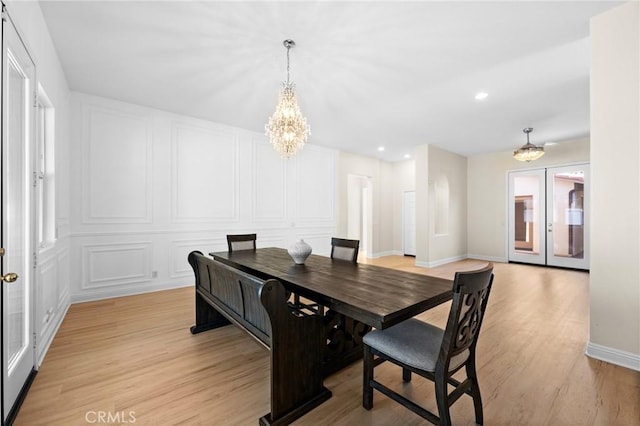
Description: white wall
467,138,590,262
415,145,430,263
69,93,337,302
588,1,640,370
427,145,467,266
5,1,72,365
415,145,467,267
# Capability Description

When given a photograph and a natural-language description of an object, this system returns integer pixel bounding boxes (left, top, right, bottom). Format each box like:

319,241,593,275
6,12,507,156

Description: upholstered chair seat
363,318,469,373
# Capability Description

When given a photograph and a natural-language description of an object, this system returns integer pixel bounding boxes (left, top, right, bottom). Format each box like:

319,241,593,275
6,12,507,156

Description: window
36,84,55,247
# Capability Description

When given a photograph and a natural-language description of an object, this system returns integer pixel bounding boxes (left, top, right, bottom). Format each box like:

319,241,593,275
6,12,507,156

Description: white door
403,191,416,256
508,169,546,265
2,13,36,421
508,165,590,270
546,164,589,269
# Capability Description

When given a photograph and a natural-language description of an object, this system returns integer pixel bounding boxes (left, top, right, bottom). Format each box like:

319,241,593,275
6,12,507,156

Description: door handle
1,272,18,283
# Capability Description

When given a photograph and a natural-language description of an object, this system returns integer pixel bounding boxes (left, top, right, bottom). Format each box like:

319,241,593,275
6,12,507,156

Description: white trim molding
71,281,193,304
416,254,468,268
368,250,403,259
586,342,640,372
466,254,508,263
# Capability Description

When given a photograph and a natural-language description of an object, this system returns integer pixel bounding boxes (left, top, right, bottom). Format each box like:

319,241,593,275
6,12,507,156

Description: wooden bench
188,251,331,425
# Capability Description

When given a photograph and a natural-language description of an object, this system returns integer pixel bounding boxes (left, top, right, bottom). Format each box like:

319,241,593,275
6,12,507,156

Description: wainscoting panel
82,105,153,223
169,237,227,279
81,242,152,289
57,247,70,308
37,251,59,341
256,234,288,250
252,138,287,221
292,229,334,257
36,241,71,367
170,122,239,223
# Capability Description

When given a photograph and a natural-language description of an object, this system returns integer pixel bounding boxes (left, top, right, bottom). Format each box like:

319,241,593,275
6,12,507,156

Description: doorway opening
347,175,372,257
403,191,416,256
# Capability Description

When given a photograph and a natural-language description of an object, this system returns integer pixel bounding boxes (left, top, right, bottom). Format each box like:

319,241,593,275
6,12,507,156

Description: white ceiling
39,0,621,161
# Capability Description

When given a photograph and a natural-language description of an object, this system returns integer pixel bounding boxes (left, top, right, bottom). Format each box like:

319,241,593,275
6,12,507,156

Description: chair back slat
441,264,494,364
330,238,360,263
227,233,257,252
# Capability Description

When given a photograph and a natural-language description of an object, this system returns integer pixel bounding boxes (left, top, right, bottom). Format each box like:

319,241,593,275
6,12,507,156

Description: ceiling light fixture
378,146,385,152
513,127,545,162
475,91,488,100
265,39,310,158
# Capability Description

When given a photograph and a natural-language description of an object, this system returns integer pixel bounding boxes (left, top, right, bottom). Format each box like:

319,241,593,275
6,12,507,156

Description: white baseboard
367,250,403,259
36,301,71,368
586,342,640,371
415,254,468,268
467,254,508,263
70,281,193,304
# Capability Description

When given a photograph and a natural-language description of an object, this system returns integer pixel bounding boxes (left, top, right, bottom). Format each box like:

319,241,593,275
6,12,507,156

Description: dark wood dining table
205,247,454,425
211,247,454,330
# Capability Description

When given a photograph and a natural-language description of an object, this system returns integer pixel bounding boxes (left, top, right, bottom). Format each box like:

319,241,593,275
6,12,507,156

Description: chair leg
466,361,484,425
363,344,374,409
402,368,412,382
434,371,452,426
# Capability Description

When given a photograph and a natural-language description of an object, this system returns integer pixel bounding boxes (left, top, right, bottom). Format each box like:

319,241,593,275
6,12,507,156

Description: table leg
259,280,332,425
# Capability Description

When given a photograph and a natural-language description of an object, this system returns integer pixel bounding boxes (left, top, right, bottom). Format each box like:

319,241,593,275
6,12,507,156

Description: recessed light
377,146,385,152
544,141,558,146
474,91,488,100
404,154,411,159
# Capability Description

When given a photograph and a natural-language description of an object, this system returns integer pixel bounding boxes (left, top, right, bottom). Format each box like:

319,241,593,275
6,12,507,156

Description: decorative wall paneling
70,93,337,302
35,239,70,366
252,137,287,222
170,121,239,223
81,105,153,224
169,237,227,279
81,241,153,289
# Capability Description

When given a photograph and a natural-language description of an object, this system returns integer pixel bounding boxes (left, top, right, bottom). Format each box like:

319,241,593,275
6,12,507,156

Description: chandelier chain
286,45,291,85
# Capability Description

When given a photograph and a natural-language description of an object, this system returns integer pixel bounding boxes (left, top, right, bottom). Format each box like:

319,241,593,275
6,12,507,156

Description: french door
2,10,36,421
508,164,589,270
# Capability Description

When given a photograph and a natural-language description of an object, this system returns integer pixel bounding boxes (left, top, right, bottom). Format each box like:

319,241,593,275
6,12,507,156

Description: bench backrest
189,251,271,346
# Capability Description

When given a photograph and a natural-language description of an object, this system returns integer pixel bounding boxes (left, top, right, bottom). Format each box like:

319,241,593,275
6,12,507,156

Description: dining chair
362,263,494,426
226,233,257,252
330,237,360,263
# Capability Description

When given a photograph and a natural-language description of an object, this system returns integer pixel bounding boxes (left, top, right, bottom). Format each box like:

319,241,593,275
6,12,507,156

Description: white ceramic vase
288,239,312,264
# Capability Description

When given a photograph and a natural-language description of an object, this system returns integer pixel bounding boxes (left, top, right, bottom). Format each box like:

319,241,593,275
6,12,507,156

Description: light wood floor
15,257,640,425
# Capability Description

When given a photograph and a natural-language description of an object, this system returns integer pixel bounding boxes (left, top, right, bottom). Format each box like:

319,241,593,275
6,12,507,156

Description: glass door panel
508,169,546,265
546,164,589,269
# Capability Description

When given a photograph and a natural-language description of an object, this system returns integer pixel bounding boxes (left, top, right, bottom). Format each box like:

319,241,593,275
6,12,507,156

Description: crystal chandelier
265,39,310,158
513,127,545,162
